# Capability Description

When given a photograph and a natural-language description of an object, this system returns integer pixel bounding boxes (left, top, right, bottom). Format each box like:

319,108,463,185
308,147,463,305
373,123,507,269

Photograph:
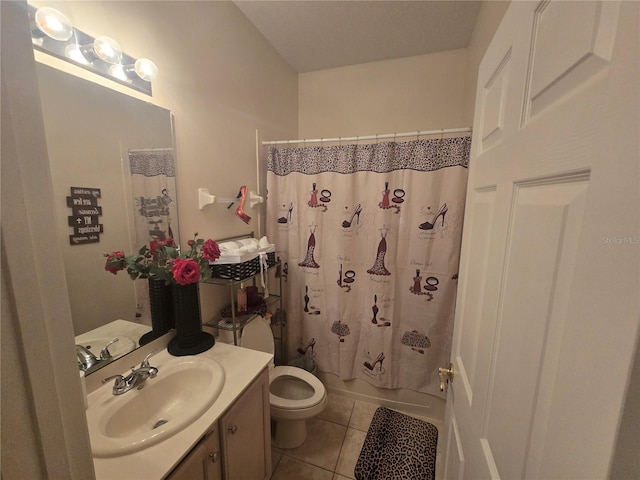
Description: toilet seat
269,366,325,410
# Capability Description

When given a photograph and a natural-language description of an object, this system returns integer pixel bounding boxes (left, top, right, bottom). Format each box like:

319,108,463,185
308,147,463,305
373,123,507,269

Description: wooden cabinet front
166,427,222,480
220,368,271,480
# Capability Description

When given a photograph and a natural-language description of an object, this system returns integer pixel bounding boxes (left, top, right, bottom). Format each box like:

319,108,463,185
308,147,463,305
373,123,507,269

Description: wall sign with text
67,187,103,245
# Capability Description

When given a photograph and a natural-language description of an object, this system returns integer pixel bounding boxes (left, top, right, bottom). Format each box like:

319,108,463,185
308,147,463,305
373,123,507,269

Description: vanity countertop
90,340,272,480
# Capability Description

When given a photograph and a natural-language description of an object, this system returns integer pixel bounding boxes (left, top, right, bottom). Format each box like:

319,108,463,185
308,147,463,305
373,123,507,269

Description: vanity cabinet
166,367,271,480
220,367,271,479
166,427,222,480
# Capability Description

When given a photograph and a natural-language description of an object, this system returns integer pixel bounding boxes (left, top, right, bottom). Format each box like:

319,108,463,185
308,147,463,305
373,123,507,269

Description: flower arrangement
104,233,221,285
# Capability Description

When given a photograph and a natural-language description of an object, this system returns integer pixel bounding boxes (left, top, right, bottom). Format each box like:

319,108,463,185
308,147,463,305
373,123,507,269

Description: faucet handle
141,349,160,368
102,374,125,386
99,337,119,360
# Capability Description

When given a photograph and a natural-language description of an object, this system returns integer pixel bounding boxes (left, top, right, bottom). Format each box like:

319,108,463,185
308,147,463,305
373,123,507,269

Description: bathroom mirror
37,62,178,373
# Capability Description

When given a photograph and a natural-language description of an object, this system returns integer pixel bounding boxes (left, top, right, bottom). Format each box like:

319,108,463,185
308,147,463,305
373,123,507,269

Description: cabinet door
220,368,271,480
166,427,222,480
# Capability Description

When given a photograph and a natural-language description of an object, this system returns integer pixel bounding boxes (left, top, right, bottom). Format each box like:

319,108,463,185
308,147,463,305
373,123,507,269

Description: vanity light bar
27,4,157,96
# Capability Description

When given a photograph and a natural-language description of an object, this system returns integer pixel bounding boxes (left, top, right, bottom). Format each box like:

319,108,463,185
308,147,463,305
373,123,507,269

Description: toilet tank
240,315,275,356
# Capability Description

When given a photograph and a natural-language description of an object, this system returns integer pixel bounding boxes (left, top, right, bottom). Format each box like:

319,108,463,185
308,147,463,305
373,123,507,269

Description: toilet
240,315,327,449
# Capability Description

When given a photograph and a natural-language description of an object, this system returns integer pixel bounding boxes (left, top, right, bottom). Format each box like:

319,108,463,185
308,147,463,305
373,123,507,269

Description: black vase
168,282,214,356
139,277,175,346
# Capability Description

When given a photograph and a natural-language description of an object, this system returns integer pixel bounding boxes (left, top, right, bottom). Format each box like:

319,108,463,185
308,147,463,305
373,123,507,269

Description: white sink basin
87,354,225,457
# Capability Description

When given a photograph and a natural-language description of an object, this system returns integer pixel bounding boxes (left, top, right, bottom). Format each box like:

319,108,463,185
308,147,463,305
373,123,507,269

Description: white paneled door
444,1,639,479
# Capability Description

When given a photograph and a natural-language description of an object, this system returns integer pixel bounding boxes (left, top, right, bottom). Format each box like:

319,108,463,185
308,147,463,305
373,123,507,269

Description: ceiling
234,1,483,73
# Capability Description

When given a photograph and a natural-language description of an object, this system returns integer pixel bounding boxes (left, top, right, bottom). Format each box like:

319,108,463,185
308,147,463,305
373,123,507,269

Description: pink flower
104,251,125,275
202,239,221,262
171,258,201,285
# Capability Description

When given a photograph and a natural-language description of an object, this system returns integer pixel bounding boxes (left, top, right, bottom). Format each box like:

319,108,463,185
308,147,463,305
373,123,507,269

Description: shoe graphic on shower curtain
367,230,391,275
277,203,293,224
419,203,448,230
342,204,362,228
299,226,320,268
364,352,385,372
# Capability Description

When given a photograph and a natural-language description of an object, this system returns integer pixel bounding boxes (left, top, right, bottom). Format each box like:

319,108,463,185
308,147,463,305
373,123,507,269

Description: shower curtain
128,148,180,323
266,136,470,397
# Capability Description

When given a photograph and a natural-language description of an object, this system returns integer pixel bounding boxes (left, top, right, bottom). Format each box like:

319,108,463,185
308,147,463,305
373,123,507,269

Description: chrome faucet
76,345,99,372
102,350,160,395
99,337,119,361
76,337,120,373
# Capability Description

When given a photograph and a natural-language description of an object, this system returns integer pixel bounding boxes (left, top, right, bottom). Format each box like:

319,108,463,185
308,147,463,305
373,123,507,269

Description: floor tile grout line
278,451,336,476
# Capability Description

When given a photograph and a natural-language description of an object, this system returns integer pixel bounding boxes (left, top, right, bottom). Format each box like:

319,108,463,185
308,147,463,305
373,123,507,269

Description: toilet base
271,418,308,449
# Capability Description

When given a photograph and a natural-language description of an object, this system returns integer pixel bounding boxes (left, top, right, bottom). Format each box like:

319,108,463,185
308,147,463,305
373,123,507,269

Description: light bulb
64,44,90,65
92,36,122,64
108,64,128,81
134,58,158,81
35,7,73,41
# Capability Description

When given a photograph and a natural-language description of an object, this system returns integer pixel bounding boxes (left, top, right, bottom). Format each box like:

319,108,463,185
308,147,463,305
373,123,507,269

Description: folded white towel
259,236,270,248
218,242,237,254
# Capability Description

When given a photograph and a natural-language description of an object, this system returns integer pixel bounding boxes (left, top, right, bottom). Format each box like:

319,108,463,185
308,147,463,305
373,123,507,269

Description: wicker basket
209,256,260,281
209,243,276,281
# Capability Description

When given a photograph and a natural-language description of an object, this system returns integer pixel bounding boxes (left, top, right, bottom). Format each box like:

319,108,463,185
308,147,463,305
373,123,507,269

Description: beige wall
298,1,509,140
299,48,468,138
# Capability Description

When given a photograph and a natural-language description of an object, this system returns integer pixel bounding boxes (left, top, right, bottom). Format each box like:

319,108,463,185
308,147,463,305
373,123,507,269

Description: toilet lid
269,366,326,410
239,315,274,355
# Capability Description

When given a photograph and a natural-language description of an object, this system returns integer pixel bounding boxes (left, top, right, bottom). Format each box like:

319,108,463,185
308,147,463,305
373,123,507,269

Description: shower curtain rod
262,126,472,145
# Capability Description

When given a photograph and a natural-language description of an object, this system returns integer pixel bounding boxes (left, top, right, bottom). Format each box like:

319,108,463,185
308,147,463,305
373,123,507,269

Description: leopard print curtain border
129,149,175,177
267,136,471,176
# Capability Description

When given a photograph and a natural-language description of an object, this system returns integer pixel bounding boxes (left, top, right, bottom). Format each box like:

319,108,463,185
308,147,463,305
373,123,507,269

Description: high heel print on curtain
297,338,316,356
342,204,362,228
419,203,448,230
277,202,293,224
364,352,385,372
299,226,320,268
367,229,391,276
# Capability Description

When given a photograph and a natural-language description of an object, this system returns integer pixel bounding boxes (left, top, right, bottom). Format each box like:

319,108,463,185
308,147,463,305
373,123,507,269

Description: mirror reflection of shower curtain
128,148,180,324
266,136,470,398
129,148,179,246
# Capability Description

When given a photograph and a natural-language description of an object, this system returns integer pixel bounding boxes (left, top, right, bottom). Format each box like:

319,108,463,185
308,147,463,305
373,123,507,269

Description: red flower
202,239,221,262
171,258,201,285
104,251,125,275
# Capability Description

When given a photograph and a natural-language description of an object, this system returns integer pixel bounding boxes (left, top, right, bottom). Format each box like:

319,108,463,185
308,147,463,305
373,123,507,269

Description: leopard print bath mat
354,407,438,480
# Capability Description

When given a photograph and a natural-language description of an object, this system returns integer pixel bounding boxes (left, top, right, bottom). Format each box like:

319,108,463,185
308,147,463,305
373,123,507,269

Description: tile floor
270,392,444,480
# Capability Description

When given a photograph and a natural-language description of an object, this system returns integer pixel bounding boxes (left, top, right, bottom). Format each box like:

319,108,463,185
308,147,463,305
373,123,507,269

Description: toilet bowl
240,315,327,449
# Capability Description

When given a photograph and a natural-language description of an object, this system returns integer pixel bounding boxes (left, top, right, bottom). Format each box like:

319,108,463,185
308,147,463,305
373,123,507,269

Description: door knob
228,425,238,434
438,363,454,392
209,452,219,463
